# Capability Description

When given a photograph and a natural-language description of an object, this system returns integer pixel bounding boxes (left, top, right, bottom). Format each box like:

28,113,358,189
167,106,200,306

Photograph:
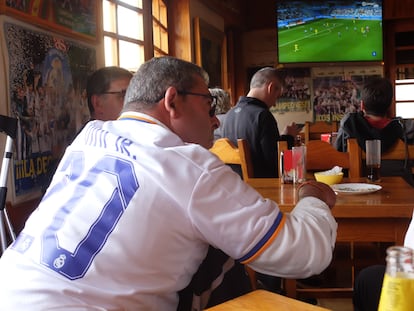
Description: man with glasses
86,66,133,122
0,56,337,311
42,66,133,193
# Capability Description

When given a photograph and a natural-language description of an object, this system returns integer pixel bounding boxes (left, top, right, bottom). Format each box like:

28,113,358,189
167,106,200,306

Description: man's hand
298,181,337,209
282,122,301,137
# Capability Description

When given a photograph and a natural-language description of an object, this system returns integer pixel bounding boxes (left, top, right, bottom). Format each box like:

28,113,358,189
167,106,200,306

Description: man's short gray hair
124,56,209,111
250,67,285,89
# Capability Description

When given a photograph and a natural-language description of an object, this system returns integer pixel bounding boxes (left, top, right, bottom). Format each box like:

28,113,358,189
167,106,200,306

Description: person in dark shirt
222,67,301,293
335,77,404,153
222,67,300,178
334,77,412,182
340,78,414,311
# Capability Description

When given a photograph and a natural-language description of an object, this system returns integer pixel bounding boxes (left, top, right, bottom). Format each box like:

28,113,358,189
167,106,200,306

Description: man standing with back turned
0,56,337,311
223,67,300,178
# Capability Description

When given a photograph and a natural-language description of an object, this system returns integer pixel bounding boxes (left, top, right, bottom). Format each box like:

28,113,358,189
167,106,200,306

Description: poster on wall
3,21,96,202
271,67,311,114
1,0,98,41
312,66,382,122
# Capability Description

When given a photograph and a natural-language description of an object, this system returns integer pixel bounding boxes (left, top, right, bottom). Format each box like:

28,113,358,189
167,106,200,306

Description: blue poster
4,22,96,198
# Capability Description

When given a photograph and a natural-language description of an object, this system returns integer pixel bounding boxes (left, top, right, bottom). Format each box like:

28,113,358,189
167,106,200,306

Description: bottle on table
378,246,414,311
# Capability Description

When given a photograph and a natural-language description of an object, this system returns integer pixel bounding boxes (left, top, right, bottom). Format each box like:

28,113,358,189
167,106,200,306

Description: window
103,0,168,72
152,0,169,57
395,67,414,118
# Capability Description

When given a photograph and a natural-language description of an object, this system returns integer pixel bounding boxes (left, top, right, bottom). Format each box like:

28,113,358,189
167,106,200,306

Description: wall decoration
2,21,96,203
312,66,382,122
0,0,98,42
271,67,311,114
194,17,227,88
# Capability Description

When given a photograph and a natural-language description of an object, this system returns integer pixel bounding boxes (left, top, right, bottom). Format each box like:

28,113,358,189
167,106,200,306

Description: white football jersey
0,112,337,310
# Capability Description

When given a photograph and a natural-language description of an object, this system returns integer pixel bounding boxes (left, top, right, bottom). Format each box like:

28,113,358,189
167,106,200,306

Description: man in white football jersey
0,56,337,310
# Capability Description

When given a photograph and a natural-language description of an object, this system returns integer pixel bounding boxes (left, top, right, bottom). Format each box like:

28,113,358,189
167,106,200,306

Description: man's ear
266,81,274,94
91,94,102,114
268,81,279,95
360,100,365,111
164,87,180,118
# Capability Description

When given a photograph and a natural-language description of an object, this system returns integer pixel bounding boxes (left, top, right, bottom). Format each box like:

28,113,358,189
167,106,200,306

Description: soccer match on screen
277,0,383,63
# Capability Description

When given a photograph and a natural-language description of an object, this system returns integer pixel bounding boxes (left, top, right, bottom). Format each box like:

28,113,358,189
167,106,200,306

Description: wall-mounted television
276,0,383,65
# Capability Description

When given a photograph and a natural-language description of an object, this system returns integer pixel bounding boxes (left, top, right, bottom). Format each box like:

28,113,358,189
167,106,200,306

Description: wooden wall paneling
168,0,192,61
246,0,275,30
223,27,246,104
383,0,414,20
197,0,246,28
232,28,248,100
226,29,236,103
143,0,154,60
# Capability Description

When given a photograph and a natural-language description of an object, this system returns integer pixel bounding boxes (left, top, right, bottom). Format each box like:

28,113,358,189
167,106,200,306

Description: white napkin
319,166,343,175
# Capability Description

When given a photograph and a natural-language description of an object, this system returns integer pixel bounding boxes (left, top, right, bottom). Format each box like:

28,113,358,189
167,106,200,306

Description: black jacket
222,96,293,178
335,112,412,184
334,112,404,153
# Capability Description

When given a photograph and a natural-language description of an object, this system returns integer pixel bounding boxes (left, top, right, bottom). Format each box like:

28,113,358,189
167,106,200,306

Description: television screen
276,0,383,64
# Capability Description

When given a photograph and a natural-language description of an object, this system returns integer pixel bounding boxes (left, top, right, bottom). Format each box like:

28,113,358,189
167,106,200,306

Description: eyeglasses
100,90,127,99
177,91,217,117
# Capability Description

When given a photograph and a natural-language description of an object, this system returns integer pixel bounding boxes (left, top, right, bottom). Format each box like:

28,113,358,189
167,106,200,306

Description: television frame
276,0,384,67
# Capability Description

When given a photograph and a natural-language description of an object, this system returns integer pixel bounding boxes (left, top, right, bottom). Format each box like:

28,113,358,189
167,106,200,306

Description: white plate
331,183,382,194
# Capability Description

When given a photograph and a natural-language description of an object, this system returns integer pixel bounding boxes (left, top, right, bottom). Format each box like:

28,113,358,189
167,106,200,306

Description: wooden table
205,289,330,310
246,176,414,298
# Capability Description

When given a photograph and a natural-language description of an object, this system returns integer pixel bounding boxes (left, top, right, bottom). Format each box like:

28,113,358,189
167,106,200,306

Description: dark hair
86,66,133,114
250,67,285,89
124,56,209,110
361,77,393,116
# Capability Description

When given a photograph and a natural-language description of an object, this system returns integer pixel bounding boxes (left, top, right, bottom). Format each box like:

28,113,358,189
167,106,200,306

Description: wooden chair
209,138,257,289
210,138,254,181
359,139,414,161
357,138,414,178
304,121,339,144
277,138,362,178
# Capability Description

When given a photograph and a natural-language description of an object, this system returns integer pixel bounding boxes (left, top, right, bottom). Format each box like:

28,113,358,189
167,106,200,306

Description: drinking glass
366,139,381,182
292,145,306,184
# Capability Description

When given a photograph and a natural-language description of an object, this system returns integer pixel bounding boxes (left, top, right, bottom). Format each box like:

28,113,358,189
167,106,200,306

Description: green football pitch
278,18,383,63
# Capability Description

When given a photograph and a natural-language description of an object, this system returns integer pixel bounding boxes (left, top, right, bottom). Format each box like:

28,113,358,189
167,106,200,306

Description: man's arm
191,164,337,280
246,181,337,278
334,114,351,152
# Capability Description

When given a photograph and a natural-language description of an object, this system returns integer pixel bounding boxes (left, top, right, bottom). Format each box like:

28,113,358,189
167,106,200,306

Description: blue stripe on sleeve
237,211,284,263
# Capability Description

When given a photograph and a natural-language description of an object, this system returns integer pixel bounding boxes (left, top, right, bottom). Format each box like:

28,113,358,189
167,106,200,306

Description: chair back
360,139,411,160
277,138,361,178
210,138,254,181
304,121,338,143
359,139,414,176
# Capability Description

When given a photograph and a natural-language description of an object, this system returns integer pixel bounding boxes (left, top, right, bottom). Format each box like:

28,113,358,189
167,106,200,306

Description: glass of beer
366,139,381,182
